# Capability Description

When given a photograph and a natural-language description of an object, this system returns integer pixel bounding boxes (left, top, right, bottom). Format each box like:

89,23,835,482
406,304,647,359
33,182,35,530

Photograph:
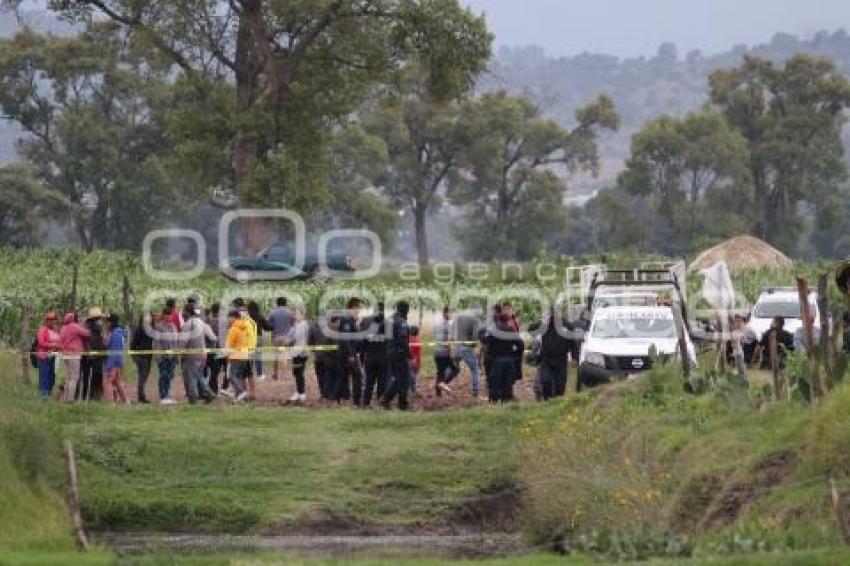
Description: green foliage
0,163,69,246
0,397,75,553
804,383,850,479
520,365,842,555
362,79,466,266
709,55,850,254
573,529,694,561
619,111,751,254
0,24,183,251
449,92,619,260
43,0,492,228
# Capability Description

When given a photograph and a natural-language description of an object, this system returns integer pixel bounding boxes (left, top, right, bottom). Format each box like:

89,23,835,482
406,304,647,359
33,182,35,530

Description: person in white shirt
286,308,310,403
433,306,458,396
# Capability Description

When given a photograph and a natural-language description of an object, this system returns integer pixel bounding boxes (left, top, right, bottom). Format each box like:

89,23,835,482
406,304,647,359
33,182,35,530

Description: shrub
805,383,850,479
519,391,668,543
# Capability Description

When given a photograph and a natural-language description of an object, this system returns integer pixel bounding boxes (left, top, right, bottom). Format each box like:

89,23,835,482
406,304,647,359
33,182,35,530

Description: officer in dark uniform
335,297,364,406
380,301,412,410
361,302,389,406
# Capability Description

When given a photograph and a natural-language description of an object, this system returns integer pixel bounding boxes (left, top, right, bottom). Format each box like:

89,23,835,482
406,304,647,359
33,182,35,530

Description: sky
461,0,850,58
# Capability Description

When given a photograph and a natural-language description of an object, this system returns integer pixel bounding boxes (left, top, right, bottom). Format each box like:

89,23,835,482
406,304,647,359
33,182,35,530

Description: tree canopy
449,91,619,260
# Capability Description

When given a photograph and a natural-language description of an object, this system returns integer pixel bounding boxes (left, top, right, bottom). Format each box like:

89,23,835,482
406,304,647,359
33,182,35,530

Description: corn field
0,247,838,347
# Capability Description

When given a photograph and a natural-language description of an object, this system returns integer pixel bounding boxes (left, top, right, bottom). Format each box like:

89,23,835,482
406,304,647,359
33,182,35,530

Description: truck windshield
592,316,677,339
753,301,809,319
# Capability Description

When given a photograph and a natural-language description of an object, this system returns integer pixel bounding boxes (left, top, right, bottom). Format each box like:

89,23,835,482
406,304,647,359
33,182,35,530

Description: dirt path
95,531,527,559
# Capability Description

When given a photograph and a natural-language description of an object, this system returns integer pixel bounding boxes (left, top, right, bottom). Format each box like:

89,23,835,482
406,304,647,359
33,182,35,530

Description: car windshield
591,315,677,339
753,301,810,319
263,244,292,258
592,294,658,309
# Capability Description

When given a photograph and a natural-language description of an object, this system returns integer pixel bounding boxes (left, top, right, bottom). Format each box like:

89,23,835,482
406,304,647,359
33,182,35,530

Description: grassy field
47,400,532,532
3,348,850,563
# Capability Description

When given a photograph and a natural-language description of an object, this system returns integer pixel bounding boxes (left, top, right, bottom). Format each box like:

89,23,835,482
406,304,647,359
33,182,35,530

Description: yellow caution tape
4,341,483,358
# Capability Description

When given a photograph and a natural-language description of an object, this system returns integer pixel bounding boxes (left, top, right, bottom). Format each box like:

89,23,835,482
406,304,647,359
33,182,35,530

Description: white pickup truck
578,305,697,389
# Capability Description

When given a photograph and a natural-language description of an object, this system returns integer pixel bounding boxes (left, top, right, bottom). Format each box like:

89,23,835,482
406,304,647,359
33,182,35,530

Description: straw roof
689,235,793,273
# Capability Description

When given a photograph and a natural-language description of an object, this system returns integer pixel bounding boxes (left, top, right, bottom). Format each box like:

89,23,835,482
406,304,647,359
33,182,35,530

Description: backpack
29,336,38,368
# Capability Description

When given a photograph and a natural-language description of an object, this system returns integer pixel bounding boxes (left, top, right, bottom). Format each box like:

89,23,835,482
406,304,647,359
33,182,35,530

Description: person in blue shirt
103,313,130,404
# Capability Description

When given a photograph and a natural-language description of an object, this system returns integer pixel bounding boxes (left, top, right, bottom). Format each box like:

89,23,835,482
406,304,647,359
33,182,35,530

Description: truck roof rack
760,286,811,295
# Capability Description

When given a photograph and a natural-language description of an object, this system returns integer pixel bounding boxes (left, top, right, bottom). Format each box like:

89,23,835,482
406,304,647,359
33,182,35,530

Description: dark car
223,244,354,281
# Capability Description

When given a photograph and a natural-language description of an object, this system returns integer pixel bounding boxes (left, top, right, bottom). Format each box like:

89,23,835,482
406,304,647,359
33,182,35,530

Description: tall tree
45,0,491,251
314,123,400,249
619,110,751,251
363,90,463,267
450,91,619,260
0,164,68,246
0,24,178,251
709,54,850,251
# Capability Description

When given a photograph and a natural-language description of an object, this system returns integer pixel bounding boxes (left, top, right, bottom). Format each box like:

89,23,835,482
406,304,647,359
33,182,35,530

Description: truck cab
749,287,820,348
578,305,697,389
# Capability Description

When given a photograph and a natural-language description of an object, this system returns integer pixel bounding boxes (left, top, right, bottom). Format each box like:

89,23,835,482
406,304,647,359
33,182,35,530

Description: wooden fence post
818,273,831,390
122,273,134,334
797,277,820,397
769,328,780,399
64,441,89,551
715,316,727,374
20,303,31,386
70,263,79,314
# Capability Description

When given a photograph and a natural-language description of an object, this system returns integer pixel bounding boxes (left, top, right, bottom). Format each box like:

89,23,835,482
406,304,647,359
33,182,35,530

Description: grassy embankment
2,355,850,563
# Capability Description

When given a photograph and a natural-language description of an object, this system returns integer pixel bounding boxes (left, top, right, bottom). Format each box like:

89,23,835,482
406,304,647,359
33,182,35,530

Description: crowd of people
33,296,582,409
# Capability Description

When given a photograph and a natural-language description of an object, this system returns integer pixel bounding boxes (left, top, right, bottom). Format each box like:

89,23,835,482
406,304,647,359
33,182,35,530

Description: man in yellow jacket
222,309,252,402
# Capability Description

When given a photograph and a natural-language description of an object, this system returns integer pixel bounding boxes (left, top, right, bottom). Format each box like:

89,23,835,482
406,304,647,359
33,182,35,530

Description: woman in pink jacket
59,311,91,402
36,312,61,398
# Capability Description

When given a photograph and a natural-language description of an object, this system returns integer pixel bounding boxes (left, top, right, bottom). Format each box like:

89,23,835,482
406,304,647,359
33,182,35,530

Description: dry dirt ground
130,357,554,411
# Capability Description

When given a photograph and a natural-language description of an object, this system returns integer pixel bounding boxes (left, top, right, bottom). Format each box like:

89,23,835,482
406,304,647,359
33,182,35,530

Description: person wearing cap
79,306,106,401
36,311,61,398
103,313,130,404
59,311,91,402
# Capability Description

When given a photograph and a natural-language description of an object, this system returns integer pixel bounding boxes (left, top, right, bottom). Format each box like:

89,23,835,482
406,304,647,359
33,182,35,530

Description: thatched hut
688,235,793,273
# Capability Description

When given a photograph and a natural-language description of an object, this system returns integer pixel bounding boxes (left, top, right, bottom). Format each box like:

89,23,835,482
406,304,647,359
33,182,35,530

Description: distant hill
477,29,850,196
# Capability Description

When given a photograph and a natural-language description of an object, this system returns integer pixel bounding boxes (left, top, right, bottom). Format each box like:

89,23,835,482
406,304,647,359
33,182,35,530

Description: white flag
700,261,735,312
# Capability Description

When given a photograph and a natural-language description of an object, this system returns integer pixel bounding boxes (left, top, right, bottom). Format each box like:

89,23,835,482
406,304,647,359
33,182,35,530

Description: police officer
361,302,389,406
335,297,364,406
380,301,412,410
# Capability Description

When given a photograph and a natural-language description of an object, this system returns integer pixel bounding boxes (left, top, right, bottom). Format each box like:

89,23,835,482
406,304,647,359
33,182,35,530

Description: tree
619,110,751,252
709,54,850,251
0,24,179,251
0,163,68,246
449,91,619,260
362,89,463,267
45,0,491,251
313,123,400,249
